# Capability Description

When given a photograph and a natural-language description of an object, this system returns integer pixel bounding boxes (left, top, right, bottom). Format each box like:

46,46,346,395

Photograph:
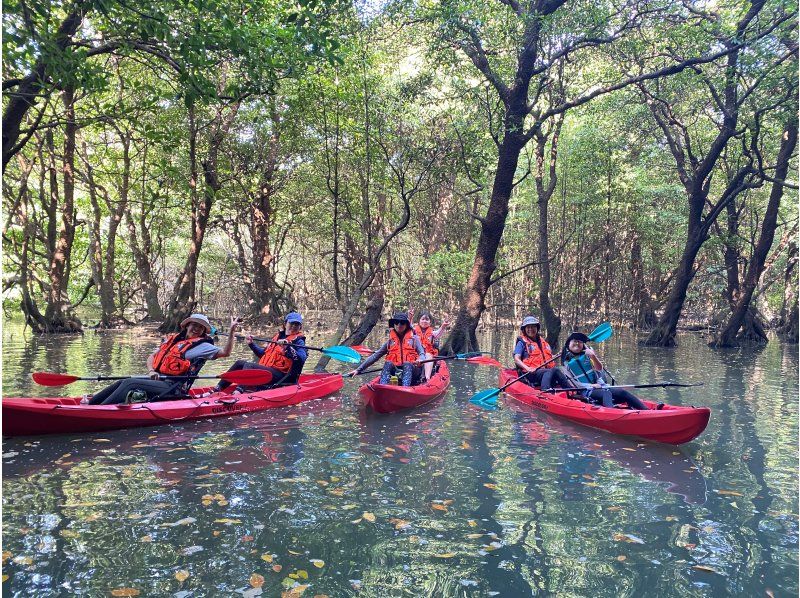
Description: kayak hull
359,362,450,414
498,369,710,445
2,373,343,437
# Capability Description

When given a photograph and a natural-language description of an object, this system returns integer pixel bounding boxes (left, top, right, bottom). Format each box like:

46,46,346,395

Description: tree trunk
444,131,524,353
713,120,797,347
42,88,81,333
341,279,385,347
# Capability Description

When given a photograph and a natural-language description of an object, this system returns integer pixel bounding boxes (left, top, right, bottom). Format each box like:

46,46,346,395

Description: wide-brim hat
388,312,411,327
284,311,303,324
520,316,540,330
566,331,590,344
180,313,212,334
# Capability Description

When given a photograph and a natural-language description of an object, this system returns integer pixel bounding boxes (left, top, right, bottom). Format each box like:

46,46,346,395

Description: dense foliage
2,0,797,348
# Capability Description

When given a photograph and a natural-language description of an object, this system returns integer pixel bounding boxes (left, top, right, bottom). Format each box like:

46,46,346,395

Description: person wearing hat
88,314,240,405
345,312,426,386
214,311,308,392
558,331,649,410
513,315,558,387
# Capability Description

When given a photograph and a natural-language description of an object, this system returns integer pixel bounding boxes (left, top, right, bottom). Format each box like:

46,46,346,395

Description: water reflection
2,320,797,596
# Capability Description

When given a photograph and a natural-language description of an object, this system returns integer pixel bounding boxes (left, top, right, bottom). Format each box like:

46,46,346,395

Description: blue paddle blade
322,346,362,364
455,352,482,359
469,393,498,410
469,387,501,405
589,322,613,343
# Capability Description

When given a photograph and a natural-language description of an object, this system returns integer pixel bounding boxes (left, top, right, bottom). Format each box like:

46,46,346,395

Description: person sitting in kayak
558,332,649,410
513,315,563,388
87,314,240,405
409,307,450,381
215,311,308,393
346,312,425,386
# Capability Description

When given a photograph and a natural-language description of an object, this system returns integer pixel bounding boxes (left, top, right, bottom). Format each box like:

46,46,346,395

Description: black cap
566,331,590,344
388,312,411,327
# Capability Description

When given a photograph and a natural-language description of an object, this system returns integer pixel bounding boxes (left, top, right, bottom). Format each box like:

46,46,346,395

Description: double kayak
498,369,710,445
359,361,450,414
2,373,343,436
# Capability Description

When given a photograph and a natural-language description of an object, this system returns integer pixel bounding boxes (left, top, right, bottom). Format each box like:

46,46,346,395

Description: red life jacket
413,324,438,356
152,333,214,376
519,335,554,369
386,329,420,365
258,331,305,373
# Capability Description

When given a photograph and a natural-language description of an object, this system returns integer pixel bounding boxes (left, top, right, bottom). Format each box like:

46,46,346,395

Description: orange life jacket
386,329,420,365
519,335,554,369
258,331,305,373
413,324,438,356
152,333,214,377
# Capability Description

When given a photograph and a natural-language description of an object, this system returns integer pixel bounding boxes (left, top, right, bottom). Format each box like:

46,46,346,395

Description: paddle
32,369,274,387
349,345,375,356
469,322,614,409
543,382,704,393
218,333,361,364
422,352,502,367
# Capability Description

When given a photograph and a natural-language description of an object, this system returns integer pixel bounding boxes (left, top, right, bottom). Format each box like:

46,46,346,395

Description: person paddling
559,332,649,410
409,308,450,381
513,316,560,388
345,312,425,386
87,314,240,405
215,311,308,393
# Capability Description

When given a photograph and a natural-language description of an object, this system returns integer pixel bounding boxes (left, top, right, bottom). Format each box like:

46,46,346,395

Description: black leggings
89,378,182,405
518,367,573,390
216,360,291,391
584,387,648,410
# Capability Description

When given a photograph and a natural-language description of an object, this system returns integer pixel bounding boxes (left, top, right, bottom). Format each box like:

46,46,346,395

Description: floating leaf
250,573,265,588
692,565,718,573
140,535,153,543
310,559,325,568
613,533,645,544
431,504,448,512
433,553,456,558
272,564,283,573
163,517,196,527
213,518,241,525
2,575,7,582
93,439,111,443
110,589,141,597
175,570,190,582
483,483,498,490
717,490,743,497
362,512,376,522
616,555,626,562
261,553,274,563
12,556,32,565
466,533,483,539
389,518,411,530
288,550,303,555
467,520,478,527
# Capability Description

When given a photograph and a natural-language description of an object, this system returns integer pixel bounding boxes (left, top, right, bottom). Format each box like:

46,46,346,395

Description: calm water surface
2,321,797,596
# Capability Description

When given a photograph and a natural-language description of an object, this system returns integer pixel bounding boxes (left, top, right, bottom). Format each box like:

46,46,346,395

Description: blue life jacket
565,352,598,384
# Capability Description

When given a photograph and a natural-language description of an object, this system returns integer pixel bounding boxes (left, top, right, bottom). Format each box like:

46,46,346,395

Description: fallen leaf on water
12,556,32,565
692,565,718,573
616,555,626,562
218,500,229,506
622,448,637,452
261,553,273,562
431,504,448,512
310,559,325,568
281,585,308,597
93,439,111,443
140,535,153,543
362,512,376,522
250,573,265,588
242,535,254,542
433,553,456,558
717,490,743,497
175,570,190,582
467,520,478,527
272,564,283,573
665,516,678,522
212,531,222,537
613,533,645,544
483,483,497,490
461,441,471,449
201,500,212,507
606,506,622,512
288,550,303,555
583,482,600,487
466,533,483,539
162,517,196,527
59,530,78,538
442,499,454,506
351,518,363,524
389,518,411,530
213,518,241,525
2,575,8,582
1,551,10,564
110,589,141,597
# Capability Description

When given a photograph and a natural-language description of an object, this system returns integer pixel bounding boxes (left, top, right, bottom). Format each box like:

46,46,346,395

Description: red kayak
2,373,343,436
498,369,710,445
359,361,450,414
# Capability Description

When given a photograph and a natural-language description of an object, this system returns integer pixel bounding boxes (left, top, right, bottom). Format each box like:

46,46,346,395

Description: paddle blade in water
349,345,375,356
322,346,362,364
466,356,502,367
469,392,499,410
219,369,273,385
32,372,81,386
469,387,501,405
589,322,613,343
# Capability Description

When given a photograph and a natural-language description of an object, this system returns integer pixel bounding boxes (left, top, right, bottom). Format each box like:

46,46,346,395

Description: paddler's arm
412,337,426,362
512,340,532,372
215,317,240,358
584,347,603,371
350,342,389,374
